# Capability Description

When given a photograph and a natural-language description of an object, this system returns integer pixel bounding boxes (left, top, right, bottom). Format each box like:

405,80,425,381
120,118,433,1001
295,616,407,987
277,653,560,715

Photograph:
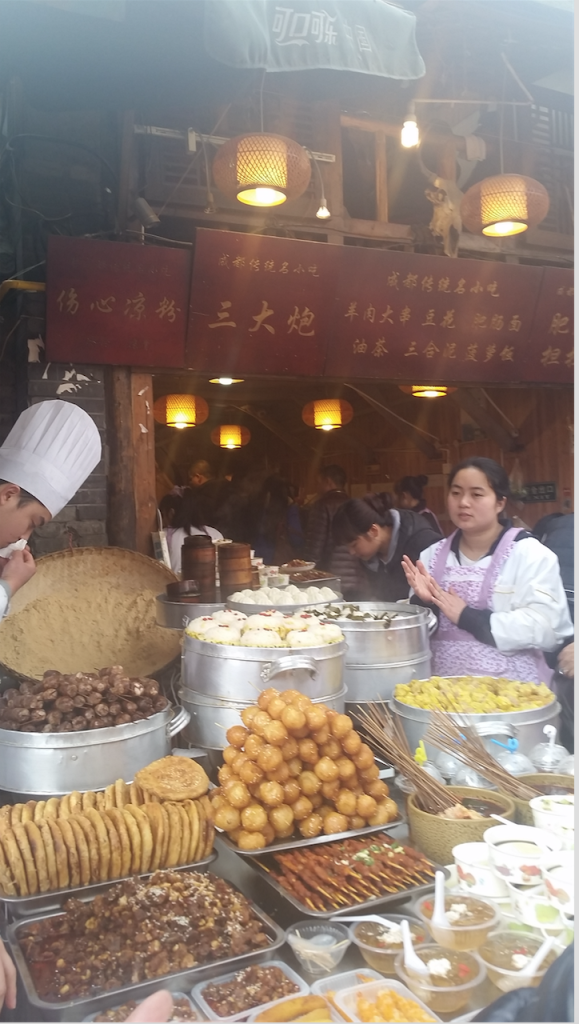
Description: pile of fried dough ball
211,688,398,851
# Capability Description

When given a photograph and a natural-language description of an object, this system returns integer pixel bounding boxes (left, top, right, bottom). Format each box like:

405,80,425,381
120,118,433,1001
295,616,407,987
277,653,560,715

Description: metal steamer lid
182,634,347,660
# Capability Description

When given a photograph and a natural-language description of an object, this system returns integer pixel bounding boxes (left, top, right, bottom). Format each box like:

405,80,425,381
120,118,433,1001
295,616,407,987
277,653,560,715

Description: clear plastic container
490,738,535,776
478,929,560,993
348,914,430,975
82,992,203,1022
192,961,309,1022
310,968,383,999
415,893,501,950
286,921,350,976
335,978,443,1023
451,766,497,790
394,945,485,1014
558,755,575,776
247,995,340,1022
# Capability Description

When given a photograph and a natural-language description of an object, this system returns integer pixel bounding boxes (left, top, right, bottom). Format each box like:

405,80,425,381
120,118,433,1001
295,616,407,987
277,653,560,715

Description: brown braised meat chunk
0,668,167,733
18,871,270,1003
201,965,299,1017
94,997,199,1022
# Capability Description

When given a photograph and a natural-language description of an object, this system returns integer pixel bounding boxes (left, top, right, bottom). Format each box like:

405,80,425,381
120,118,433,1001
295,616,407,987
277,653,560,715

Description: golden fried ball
283,779,301,805
367,799,397,826
248,782,263,798
335,789,357,816
353,744,375,770
210,791,227,812
263,720,289,746
227,782,251,810
267,696,287,721
305,706,327,732
330,714,353,740
298,770,322,796
214,805,241,832
336,756,356,782
232,752,250,774
321,780,341,802
291,796,314,821
258,780,285,807
257,687,279,711
319,803,334,819
241,804,269,832
286,757,303,778
266,762,290,784
359,764,380,781
257,744,284,773
229,827,242,844
244,733,265,760
281,737,299,760
237,830,267,851
275,826,295,840
311,726,330,746
281,706,307,733
341,730,362,756
298,739,319,765
252,711,273,737
356,794,378,819
226,725,249,749
281,689,302,705
217,764,234,785
364,780,390,801
310,793,323,809
319,739,342,761
239,760,264,787
314,756,340,782
262,822,275,846
222,745,239,766
291,693,312,712
269,803,295,833
323,812,349,835
299,813,324,839
349,815,366,830
240,706,261,729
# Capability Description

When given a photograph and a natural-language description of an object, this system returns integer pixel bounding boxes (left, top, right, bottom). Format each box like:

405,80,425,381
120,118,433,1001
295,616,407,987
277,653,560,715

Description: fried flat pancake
0,839,16,895
95,791,106,813
123,806,153,874
104,785,116,810
106,809,131,878
163,803,182,868
176,804,191,865
58,795,71,819
74,814,100,884
129,782,143,806
21,801,36,824
45,818,69,889
84,809,111,882
69,791,83,815
195,800,207,862
56,818,80,887
10,805,24,825
44,798,60,819
114,780,129,808
135,757,209,802
1,830,28,895
141,804,165,872
81,791,97,813
199,796,215,858
23,821,50,893
68,817,91,887
33,801,47,824
37,819,59,891
12,823,39,895
183,801,200,863
121,808,142,874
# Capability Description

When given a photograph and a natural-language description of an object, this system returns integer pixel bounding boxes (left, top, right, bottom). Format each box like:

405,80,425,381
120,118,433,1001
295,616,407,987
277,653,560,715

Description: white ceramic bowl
484,824,562,885
542,851,574,912
529,794,574,850
504,878,566,932
452,842,509,898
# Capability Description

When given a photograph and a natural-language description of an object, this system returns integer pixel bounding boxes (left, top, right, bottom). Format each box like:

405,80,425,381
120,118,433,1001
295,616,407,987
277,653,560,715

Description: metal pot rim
0,705,176,749
180,684,348,707
392,686,558,725
323,602,431,628
182,635,346,659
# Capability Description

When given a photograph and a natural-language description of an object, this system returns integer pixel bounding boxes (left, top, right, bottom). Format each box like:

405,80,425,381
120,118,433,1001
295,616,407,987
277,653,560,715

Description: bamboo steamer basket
512,773,574,825
182,537,216,600
0,547,181,681
407,785,515,865
218,542,252,598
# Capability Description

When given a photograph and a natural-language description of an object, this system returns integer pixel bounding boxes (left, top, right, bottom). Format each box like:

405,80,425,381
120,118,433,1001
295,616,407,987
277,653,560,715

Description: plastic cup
286,921,350,976
395,944,485,1014
415,893,500,950
348,914,430,975
478,928,560,993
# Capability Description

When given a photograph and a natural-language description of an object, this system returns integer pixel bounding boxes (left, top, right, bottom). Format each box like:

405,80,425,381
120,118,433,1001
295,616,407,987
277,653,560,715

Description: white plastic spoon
401,918,428,976
490,814,515,827
517,935,556,978
431,869,450,929
330,914,399,928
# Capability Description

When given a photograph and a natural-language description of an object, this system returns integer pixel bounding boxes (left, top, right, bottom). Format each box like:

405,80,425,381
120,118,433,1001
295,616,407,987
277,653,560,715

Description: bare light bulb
401,118,420,148
316,204,331,220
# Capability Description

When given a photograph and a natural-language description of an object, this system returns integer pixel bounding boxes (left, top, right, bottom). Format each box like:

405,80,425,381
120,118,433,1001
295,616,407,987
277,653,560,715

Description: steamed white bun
240,629,285,648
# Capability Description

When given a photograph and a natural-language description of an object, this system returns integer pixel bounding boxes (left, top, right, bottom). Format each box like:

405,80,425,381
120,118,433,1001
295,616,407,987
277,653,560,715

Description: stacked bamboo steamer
181,536,216,602
217,542,252,599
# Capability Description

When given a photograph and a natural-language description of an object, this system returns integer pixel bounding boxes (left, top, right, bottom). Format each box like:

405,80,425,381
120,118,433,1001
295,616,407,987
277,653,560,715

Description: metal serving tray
0,853,217,920
290,575,341,590
226,596,343,616
7,891,285,1022
245,853,448,920
215,815,405,857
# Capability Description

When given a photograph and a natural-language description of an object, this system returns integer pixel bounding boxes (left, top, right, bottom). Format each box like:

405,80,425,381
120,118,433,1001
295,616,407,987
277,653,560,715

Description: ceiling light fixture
209,377,244,385
212,133,311,208
311,154,331,220
153,394,209,429
211,424,251,449
302,399,354,431
399,385,456,399
460,174,550,237
401,102,420,148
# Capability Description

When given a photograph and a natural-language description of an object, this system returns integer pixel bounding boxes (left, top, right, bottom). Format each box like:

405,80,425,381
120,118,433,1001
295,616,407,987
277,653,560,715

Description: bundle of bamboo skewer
354,700,459,815
424,710,542,800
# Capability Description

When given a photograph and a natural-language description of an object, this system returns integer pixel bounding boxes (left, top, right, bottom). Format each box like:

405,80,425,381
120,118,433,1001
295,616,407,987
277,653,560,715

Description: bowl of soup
484,824,562,885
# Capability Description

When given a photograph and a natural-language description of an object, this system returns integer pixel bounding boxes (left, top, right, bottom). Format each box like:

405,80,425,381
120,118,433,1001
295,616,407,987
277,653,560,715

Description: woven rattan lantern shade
153,394,209,429
461,174,550,236
302,399,354,431
211,424,251,449
212,133,311,207
399,385,457,399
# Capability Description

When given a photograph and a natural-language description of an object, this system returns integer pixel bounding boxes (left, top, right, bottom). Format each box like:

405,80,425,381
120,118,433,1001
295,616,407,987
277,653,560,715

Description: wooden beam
341,113,400,136
233,404,309,456
450,388,523,452
375,132,389,223
131,373,157,556
105,367,137,549
350,384,441,460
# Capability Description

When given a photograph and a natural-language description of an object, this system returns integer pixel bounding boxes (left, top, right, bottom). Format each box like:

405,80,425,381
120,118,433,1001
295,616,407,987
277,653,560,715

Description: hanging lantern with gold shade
302,399,354,431
460,174,550,237
211,425,251,450
399,385,457,398
212,133,311,207
153,394,209,429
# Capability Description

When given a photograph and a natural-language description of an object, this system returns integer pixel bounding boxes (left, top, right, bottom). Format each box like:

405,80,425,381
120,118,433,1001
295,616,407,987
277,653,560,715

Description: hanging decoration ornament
153,394,209,429
212,133,311,207
211,424,251,449
399,385,457,398
302,399,354,431
460,174,550,237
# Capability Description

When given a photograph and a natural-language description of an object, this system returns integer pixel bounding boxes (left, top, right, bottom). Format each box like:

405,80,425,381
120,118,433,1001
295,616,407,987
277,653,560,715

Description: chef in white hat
0,400,102,619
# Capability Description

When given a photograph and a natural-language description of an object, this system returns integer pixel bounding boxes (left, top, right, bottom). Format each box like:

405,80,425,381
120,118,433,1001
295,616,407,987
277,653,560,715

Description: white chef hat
0,401,102,517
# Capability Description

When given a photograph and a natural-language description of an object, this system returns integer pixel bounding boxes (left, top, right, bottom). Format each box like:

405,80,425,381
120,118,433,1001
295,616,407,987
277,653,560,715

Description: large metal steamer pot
180,686,348,749
320,603,434,712
182,635,346,702
156,595,225,630
0,706,190,796
392,683,561,758
226,597,344,615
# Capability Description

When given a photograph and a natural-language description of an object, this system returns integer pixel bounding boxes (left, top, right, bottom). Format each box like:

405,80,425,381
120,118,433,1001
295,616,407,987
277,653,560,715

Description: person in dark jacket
395,474,442,533
304,465,362,597
332,493,442,601
534,512,574,751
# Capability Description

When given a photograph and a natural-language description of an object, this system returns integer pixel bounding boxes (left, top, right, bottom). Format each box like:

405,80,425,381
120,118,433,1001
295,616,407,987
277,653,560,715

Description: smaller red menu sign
186,229,339,376
46,237,190,367
523,267,574,384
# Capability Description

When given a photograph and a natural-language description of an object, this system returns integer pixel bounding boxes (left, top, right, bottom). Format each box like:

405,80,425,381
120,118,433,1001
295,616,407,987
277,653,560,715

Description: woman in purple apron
402,457,573,684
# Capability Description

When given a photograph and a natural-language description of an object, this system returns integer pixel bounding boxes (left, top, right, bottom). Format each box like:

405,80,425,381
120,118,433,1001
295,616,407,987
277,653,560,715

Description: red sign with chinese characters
324,247,545,382
186,229,339,376
523,267,574,383
46,237,190,367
